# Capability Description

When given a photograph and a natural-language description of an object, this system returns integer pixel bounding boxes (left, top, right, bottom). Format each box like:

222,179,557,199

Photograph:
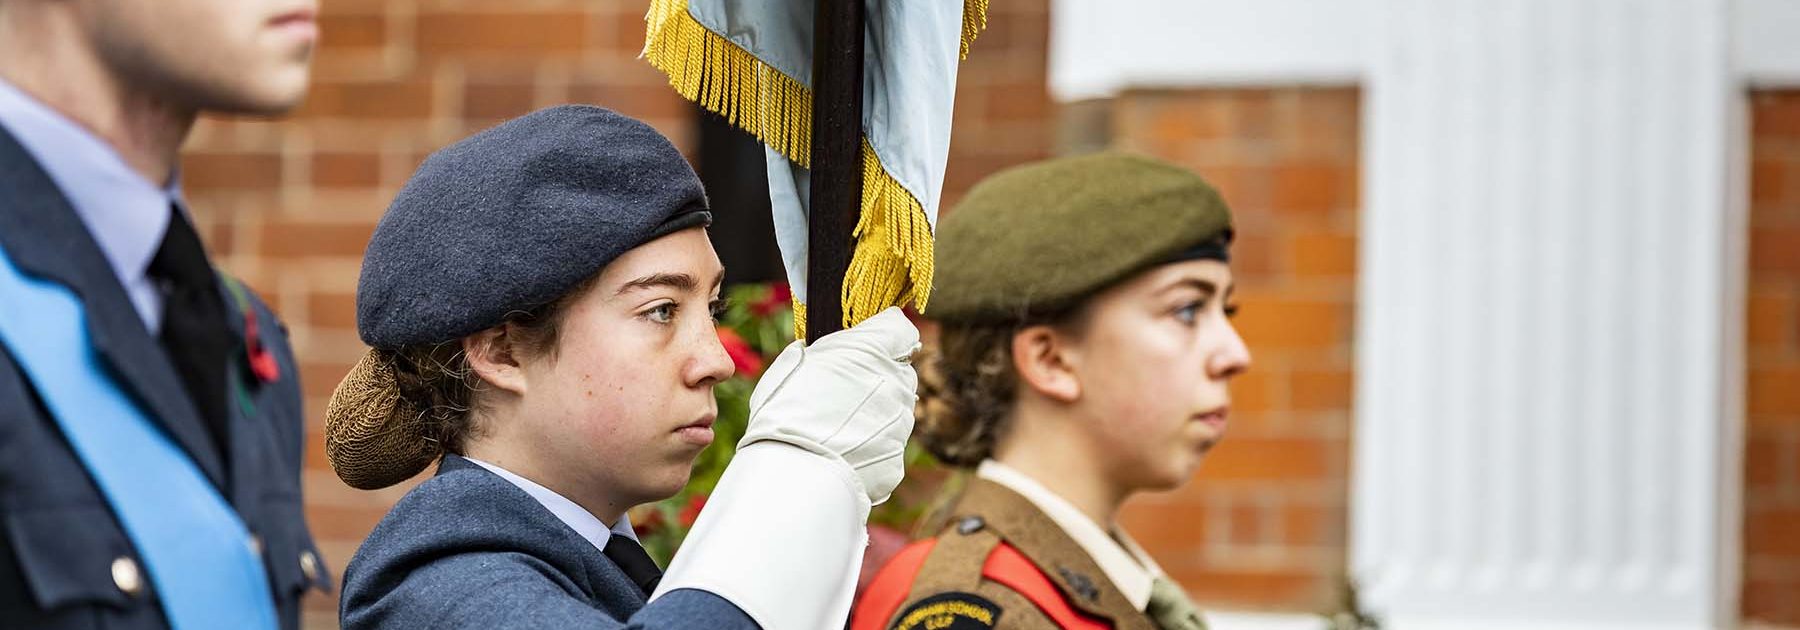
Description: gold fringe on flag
791,302,807,341
642,0,984,338
961,0,989,60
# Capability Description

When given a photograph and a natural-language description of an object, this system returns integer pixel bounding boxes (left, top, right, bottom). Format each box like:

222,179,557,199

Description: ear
1011,325,1081,403
463,325,529,397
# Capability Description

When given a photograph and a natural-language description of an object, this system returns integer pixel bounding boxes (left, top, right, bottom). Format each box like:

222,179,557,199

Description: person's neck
991,408,1130,529
0,8,195,186
463,440,633,527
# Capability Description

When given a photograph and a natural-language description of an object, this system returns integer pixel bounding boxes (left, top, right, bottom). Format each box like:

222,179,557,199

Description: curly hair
914,307,1083,467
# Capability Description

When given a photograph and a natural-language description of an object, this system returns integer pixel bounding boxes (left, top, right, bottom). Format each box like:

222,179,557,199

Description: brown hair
324,278,593,490
914,308,1084,468
389,285,585,455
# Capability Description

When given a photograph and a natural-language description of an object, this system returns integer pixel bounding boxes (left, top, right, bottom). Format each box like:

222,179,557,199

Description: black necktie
602,537,663,596
148,206,232,467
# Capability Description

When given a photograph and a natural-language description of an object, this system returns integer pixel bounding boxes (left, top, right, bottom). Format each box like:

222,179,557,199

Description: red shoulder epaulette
852,539,1110,630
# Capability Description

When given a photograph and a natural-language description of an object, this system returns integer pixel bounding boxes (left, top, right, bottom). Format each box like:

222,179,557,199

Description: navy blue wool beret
356,105,711,348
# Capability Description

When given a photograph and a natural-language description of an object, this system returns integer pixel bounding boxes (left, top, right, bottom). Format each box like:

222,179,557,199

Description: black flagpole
806,0,864,344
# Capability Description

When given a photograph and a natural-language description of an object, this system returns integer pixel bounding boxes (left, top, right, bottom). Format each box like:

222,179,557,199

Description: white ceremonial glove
739,306,921,505
650,308,921,629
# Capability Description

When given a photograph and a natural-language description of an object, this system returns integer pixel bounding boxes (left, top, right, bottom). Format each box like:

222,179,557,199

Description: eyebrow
615,270,727,296
1159,279,1231,298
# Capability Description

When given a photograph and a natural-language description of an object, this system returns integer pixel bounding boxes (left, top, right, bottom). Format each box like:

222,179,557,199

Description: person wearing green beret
853,153,1252,630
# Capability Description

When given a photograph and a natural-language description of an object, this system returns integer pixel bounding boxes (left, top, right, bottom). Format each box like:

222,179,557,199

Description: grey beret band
356,105,711,348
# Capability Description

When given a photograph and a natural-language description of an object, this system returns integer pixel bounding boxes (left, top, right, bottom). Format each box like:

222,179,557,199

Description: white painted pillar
1351,0,1743,628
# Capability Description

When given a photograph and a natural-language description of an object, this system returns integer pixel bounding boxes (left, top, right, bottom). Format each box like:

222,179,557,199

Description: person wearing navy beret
328,104,921,629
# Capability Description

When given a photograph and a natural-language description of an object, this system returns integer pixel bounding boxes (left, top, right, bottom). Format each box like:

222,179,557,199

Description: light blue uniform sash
0,243,277,629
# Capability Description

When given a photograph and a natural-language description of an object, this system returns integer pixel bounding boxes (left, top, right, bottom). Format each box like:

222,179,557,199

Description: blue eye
646,303,677,324
1175,301,1202,324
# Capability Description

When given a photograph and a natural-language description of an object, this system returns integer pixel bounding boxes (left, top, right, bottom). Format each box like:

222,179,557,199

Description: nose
688,322,737,388
1208,320,1252,380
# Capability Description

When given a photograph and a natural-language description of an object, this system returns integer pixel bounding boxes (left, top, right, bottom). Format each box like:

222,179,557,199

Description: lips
674,413,717,447
1195,406,1229,431
268,8,319,40
678,414,717,432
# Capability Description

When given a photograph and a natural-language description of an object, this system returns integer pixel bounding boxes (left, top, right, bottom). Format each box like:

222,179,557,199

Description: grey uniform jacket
0,127,331,629
340,454,762,629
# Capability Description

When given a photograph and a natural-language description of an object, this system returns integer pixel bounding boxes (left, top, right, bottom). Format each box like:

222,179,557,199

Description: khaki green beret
929,152,1233,322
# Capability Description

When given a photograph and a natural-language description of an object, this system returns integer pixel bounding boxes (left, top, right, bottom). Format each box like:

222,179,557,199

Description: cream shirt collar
976,459,1166,610
464,456,638,556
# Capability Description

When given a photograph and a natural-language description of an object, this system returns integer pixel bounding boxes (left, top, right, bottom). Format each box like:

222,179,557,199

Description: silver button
299,550,320,583
247,534,264,556
111,556,142,596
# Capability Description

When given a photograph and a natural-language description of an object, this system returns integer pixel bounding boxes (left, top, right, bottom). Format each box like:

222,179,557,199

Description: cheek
544,339,676,436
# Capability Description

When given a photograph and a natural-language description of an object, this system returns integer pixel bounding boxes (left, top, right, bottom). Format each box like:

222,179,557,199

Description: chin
198,64,313,115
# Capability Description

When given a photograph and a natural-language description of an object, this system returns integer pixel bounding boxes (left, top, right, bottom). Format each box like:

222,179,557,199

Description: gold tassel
792,301,807,341
644,0,982,337
844,140,934,326
961,0,990,60
643,0,812,166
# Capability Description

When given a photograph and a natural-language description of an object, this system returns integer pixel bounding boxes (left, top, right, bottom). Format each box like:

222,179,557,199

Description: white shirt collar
977,459,1165,610
0,77,176,331
463,456,638,555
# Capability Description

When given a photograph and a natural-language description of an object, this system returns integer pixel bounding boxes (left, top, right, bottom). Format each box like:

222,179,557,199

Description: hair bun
324,349,441,489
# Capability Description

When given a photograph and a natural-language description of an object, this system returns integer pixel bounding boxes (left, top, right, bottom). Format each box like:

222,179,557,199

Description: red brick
417,13,587,58
1146,93,1232,143
1232,295,1350,351
1753,93,1800,140
1745,431,1787,490
1746,506,1800,557
985,82,1050,121
1754,158,1789,207
568,83,687,122
1751,288,1796,351
182,153,283,189
463,80,538,122
259,221,374,259
312,153,381,188
1239,238,1286,285
609,8,649,55
304,505,389,541
1230,90,1276,141
319,13,386,49
1290,368,1353,411
1752,227,1800,275
1743,574,1800,625
1197,166,1269,215
304,428,330,472
1281,500,1337,547
1229,368,1277,414
1118,500,1208,553
301,360,358,400
297,80,435,120
1200,438,1336,481
1175,568,1325,609
1289,230,1358,278
1229,500,1264,546
1286,89,1360,158
1749,366,1800,419
1271,162,1349,214
308,291,359,331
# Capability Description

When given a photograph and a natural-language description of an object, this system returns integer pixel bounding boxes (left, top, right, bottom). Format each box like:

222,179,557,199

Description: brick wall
177,0,1053,626
1748,90,1800,627
1105,89,1360,613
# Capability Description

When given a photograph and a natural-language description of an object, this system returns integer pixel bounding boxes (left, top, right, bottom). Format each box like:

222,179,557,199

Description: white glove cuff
650,441,872,629
738,434,872,503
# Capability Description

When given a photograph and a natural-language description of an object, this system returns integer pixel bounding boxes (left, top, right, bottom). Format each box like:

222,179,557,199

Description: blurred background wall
170,0,1798,628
